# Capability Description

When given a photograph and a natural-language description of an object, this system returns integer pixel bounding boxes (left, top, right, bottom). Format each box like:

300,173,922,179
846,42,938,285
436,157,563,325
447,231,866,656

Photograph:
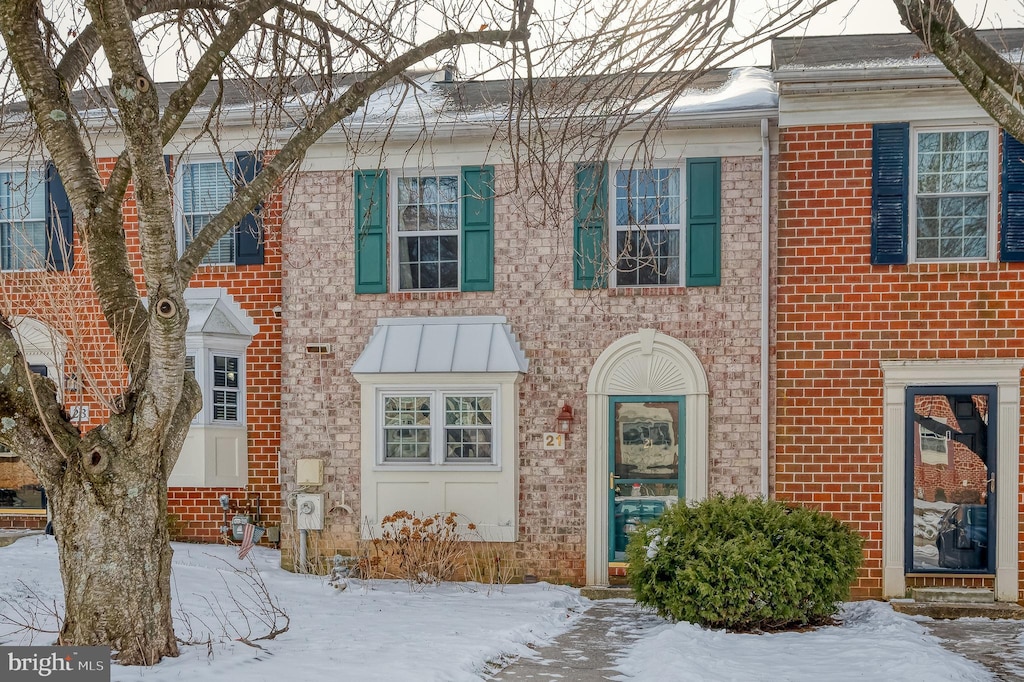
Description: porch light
555,403,575,434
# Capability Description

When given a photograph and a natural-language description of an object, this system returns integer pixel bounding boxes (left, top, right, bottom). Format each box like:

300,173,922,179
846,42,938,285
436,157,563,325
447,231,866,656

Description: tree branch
177,27,528,281
896,0,1024,140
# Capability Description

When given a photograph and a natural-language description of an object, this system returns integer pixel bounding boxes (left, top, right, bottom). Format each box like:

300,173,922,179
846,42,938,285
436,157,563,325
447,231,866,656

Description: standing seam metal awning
351,316,528,374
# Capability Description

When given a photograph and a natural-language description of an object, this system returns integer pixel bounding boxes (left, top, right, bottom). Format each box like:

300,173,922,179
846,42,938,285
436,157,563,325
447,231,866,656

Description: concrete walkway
490,600,1024,681
489,600,662,681
925,619,1024,681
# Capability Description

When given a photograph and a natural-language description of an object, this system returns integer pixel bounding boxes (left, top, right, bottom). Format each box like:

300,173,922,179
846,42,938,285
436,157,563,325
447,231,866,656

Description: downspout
760,117,771,498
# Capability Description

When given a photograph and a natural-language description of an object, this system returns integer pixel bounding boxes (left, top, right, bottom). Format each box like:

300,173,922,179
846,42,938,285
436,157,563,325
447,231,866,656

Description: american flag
238,523,266,560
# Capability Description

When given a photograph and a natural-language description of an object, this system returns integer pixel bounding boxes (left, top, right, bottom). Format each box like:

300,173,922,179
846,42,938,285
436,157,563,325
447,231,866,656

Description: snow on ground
613,600,994,682
0,534,1003,681
0,535,584,681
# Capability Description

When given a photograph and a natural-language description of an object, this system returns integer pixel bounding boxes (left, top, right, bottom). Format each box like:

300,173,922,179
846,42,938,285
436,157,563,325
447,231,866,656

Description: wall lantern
555,403,575,434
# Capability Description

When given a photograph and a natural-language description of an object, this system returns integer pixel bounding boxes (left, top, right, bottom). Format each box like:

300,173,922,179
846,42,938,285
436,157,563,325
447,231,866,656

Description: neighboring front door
906,386,996,574
609,396,684,561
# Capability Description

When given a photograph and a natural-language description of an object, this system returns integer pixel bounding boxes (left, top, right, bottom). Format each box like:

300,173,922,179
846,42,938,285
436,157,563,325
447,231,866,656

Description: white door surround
585,329,709,585
880,359,1022,601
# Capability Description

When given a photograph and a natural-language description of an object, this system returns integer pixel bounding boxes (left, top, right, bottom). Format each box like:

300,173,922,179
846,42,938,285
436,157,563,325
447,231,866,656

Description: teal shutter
871,123,910,265
685,158,721,287
461,166,494,292
354,170,387,293
573,162,607,289
234,151,264,265
45,162,73,271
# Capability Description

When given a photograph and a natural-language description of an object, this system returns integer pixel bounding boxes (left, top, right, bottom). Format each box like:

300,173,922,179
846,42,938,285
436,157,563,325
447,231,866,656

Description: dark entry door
906,387,995,573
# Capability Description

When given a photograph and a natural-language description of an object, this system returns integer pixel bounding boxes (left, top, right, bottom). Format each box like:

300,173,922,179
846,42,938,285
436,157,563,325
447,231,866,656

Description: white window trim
174,156,237,265
388,168,462,292
609,164,685,288
908,125,998,263
375,386,500,470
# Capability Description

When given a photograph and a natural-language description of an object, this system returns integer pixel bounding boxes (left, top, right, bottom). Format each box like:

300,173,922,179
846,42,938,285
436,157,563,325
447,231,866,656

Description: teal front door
609,396,685,561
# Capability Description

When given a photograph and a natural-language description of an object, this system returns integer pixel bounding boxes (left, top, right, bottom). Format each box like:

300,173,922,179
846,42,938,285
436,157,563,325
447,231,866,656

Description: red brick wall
0,157,282,542
775,123,1024,598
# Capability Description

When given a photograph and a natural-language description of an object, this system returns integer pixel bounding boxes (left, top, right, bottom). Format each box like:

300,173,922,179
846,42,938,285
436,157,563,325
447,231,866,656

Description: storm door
608,396,684,561
905,387,996,573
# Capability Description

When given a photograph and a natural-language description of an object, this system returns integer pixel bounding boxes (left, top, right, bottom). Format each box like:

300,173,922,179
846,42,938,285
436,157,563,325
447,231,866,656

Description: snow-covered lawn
614,601,993,681
0,534,998,681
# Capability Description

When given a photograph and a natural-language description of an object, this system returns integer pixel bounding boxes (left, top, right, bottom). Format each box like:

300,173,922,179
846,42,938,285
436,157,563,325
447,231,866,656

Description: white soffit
352,316,528,374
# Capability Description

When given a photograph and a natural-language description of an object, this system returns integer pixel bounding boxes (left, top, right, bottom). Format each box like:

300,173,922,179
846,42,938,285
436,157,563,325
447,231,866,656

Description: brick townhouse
773,30,1024,601
0,91,282,541
279,67,775,585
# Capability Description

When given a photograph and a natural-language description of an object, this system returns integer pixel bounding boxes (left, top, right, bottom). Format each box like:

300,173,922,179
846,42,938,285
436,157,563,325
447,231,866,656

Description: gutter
760,116,770,499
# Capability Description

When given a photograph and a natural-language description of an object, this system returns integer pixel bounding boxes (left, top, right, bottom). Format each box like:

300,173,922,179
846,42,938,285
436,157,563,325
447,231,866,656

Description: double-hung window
0,171,46,271
912,128,995,261
185,351,243,425
612,167,682,286
178,160,236,264
380,389,496,465
393,173,460,290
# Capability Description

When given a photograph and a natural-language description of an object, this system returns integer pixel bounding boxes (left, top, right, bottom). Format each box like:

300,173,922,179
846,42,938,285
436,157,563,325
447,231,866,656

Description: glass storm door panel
906,387,996,573
608,396,685,562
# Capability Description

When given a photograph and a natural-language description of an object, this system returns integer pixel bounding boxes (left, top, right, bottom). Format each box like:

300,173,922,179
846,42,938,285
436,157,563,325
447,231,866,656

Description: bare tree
0,0,831,666
895,0,1024,139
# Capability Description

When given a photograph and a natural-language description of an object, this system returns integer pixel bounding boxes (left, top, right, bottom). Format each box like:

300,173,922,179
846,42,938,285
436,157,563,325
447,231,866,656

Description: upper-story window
912,128,996,261
392,173,460,290
354,167,494,294
612,167,682,286
178,161,236,265
0,171,46,271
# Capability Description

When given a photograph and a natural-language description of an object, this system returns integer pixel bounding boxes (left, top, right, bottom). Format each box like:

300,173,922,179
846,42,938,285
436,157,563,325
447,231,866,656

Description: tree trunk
50,445,178,665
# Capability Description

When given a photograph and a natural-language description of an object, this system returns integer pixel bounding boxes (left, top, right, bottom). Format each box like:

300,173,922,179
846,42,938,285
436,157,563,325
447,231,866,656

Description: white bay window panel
354,316,528,542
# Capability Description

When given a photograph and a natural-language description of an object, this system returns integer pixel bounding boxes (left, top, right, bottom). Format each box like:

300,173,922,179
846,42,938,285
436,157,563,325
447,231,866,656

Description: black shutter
234,151,264,265
871,123,909,265
1001,130,1024,261
45,162,73,271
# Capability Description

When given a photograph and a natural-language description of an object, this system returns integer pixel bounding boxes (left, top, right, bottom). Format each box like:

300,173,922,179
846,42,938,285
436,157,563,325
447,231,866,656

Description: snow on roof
343,67,776,129
352,316,529,374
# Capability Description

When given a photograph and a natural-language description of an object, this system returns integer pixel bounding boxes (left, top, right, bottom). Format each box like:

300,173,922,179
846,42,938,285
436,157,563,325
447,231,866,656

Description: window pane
181,161,236,265
915,130,990,261
214,356,239,388
0,172,46,271
383,396,431,461
615,229,680,286
444,395,493,462
614,169,681,227
398,235,458,290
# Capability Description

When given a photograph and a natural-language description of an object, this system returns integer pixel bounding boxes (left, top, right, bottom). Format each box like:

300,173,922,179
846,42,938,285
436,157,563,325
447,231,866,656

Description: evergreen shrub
626,494,863,630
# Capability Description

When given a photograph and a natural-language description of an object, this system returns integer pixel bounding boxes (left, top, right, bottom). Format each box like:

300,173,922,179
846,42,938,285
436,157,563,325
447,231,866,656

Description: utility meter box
296,493,325,530
296,458,324,486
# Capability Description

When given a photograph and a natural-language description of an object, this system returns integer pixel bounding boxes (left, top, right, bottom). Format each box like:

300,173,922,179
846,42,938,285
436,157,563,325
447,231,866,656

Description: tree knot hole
136,75,151,92
156,298,176,318
84,449,107,474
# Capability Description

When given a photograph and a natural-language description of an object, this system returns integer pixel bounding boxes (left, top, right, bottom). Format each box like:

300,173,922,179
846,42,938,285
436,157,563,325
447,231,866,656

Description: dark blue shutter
1000,130,1024,261
461,166,494,292
164,154,172,178
871,123,910,265
354,170,388,293
573,163,607,289
45,162,73,271
686,158,721,287
234,151,264,265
